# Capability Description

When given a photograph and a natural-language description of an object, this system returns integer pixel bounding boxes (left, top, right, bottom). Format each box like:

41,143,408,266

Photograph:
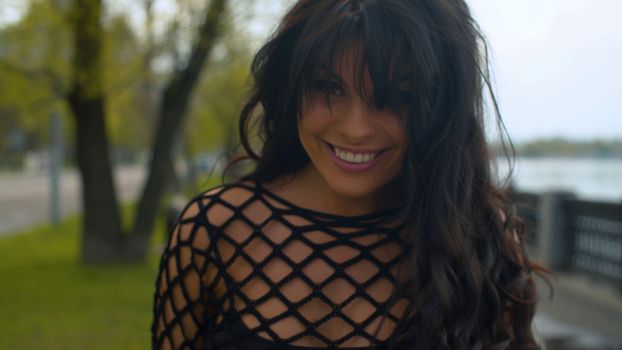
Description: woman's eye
313,80,345,96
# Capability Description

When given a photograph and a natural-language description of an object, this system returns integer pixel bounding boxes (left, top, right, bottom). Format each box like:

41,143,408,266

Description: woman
152,0,545,349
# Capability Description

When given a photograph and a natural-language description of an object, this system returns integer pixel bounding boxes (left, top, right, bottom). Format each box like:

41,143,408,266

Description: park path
0,165,144,237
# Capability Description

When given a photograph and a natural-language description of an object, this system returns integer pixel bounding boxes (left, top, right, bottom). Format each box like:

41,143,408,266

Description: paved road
0,166,145,237
533,272,622,349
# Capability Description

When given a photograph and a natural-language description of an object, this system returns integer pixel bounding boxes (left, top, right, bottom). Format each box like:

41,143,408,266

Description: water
496,157,622,203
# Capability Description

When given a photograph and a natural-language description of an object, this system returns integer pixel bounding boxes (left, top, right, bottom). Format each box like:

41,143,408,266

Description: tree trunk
67,0,124,263
127,0,227,259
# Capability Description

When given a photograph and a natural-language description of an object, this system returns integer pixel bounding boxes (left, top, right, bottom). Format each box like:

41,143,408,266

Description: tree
1,0,234,262
0,0,70,167
104,14,149,156
127,0,228,259
0,0,143,167
65,0,229,263
67,0,124,262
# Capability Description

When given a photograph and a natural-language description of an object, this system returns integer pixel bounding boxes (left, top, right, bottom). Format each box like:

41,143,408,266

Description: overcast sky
2,0,620,142
467,0,622,141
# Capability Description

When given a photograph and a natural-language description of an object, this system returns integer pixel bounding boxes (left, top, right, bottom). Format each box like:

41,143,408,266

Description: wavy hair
228,0,547,349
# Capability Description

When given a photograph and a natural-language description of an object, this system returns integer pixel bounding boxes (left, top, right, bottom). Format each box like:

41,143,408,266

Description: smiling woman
151,1,545,349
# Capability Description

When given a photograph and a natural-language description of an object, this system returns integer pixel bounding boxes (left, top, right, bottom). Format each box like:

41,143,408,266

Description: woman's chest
209,219,413,348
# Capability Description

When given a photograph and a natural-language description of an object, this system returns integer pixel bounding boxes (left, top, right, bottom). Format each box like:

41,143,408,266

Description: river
496,157,622,203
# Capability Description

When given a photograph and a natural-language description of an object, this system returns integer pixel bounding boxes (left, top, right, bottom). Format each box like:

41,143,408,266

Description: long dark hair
229,1,546,349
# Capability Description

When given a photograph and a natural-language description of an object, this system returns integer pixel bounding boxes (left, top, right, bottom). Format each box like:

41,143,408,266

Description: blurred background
0,0,620,349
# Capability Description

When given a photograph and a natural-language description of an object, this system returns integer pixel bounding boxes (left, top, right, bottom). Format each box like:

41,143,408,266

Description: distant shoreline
492,138,622,158
515,155,622,159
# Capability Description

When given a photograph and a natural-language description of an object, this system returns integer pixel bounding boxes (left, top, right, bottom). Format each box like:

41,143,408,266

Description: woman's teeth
333,146,378,163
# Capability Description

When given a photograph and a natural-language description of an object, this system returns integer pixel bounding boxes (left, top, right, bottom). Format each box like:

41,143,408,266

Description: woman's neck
264,164,404,217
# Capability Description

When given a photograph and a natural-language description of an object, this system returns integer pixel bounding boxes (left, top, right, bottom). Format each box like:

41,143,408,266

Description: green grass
0,175,223,349
0,206,168,350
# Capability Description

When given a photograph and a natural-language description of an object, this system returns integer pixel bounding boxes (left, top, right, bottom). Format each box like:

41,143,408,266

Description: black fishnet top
151,181,416,350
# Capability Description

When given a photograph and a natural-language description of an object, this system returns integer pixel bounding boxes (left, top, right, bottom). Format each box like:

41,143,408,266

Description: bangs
289,2,416,112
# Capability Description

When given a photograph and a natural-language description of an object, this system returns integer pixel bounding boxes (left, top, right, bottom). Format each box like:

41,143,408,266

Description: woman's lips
322,140,388,172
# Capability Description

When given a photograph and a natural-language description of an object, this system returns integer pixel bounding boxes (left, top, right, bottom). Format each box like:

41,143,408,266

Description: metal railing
512,191,622,286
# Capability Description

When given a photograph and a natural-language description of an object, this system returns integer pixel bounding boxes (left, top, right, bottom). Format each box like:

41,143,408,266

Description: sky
2,0,621,142
0,1,27,24
466,0,622,141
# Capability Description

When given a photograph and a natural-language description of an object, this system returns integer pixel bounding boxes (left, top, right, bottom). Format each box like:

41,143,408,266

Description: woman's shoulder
195,180,256,202
167,181,261,258
182,180,266,228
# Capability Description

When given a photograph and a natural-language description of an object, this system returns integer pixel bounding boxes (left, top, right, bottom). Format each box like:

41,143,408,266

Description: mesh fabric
152,181,414,350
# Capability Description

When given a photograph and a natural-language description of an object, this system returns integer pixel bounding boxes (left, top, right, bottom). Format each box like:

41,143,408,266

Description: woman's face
297,51,408,200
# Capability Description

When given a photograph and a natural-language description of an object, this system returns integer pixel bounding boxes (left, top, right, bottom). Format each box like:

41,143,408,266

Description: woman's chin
324,177,384,200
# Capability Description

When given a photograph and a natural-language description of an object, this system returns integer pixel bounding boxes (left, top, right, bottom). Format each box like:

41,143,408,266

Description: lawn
0,205,170,350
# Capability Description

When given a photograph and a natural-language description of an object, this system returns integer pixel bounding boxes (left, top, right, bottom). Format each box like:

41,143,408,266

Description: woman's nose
337,100,377,144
